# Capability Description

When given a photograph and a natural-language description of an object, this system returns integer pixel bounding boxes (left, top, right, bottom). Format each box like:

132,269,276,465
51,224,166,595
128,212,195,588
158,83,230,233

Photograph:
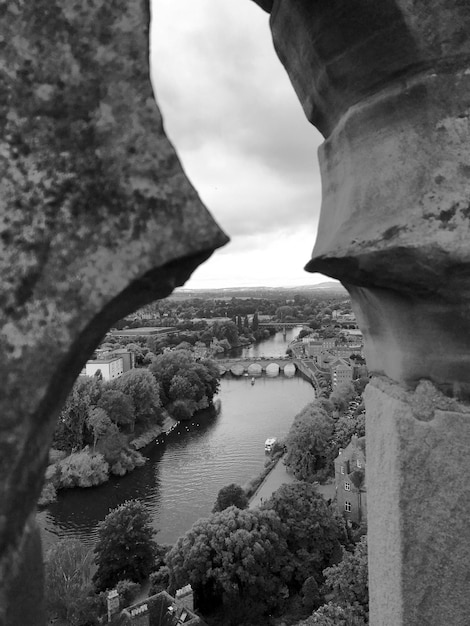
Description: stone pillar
251,0,470,623
0,2,227,624
366,378,470,624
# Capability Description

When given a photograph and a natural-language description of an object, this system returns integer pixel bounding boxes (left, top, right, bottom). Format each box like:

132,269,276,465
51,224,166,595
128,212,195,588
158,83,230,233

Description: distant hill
171,282,347,300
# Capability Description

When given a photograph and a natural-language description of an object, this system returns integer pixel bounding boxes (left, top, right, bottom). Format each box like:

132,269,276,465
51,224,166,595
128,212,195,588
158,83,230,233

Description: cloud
150,0,327,288
189,229,324,289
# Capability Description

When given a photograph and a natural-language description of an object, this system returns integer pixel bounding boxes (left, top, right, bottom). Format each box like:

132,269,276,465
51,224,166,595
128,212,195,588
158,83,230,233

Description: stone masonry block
366,377,470,625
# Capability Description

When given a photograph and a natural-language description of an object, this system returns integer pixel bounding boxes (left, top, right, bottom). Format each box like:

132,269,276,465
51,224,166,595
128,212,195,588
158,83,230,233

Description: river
37,326,314,549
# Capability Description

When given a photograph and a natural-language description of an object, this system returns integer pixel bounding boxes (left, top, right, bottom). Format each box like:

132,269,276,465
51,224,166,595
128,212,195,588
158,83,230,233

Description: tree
93,500,158,591
333,415,365,452
45,539,95,625
124,342,148,366
53,376,103,452
276,305,294,321
111,368,162,426
149,349,220,420
329,383,356,415
212,483,248,513
262,482,344,585
297,602,367,626
353,376,369,394
323,536,369,620
98,389,135,430
166,507,292,616
285,403,335,481
252,311,259,331
86,407,112,451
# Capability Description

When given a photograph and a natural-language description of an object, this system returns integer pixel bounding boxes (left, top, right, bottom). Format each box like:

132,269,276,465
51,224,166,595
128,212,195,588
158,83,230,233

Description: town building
82,348,136,381
305,340,323,359
83,356,124,381
334,435,367,525
329,358,353,388
333,346,363,360
322,338,336,350
102,349,136,373
108,585,206,626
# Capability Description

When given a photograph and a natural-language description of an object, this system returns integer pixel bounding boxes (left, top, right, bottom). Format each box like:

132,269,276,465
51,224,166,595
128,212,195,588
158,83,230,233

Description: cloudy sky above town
151,0,329,288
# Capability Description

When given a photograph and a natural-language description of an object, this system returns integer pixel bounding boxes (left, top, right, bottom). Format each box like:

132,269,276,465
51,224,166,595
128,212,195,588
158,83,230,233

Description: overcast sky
151,0,329,288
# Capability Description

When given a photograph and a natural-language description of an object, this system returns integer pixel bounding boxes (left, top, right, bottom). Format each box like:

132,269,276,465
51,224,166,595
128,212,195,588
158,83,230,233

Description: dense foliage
93,500,158,591
323,536,369,620
261,482,344,586
166,507,293,619
284,402,335,482
212,483,248,512
297,602,367,626
149,349,220,420
53,369,162,455
329,383,356,414
109,368,162,426
45,539,95,625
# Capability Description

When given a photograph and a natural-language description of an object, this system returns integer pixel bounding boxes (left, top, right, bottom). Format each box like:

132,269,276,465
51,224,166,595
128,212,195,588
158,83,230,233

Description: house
105,349,136,373
305,340,323,359
334,435,367,525
83,348,136,381
329,358,353,388
83,356,124,381
109,585,206,626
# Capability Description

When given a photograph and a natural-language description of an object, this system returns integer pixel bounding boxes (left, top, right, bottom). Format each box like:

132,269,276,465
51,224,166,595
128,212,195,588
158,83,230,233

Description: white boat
265,437,277,452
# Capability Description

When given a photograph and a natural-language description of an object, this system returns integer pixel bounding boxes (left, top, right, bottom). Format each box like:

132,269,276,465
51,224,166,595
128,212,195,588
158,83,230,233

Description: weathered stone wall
253,0,470,623
0,2,227,624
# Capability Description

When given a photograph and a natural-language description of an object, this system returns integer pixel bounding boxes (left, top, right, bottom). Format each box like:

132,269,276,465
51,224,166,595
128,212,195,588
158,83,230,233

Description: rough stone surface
366,377,470,625
265,0,470,388
251,2,470,625
250,0,273,12
0,2,227,623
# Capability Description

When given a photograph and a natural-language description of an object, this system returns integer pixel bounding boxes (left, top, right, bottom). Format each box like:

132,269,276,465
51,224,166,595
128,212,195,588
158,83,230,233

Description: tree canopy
98,389,135,429
261,482,344,585
323,536,369,620
166,507,292,614
110,368,162,426
45,538,95,625
53,376,103,452
284,402,335,482
93,500,158,591
212,483,248,513
149,350,220,420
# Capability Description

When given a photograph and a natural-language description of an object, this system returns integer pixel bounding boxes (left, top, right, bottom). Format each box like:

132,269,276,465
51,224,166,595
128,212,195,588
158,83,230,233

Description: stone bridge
217,358,324,396
217,357,297,377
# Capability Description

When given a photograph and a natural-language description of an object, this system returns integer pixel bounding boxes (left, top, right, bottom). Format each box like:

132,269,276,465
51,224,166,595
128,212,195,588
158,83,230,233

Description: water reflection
38,329,313,549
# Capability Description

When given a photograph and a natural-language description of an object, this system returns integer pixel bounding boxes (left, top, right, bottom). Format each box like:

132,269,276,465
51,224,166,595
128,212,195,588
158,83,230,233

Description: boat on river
265,437,277,452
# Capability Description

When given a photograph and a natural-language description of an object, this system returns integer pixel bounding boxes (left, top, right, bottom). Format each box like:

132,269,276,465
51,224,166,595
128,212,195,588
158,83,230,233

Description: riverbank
38,369,315,549
130,415,179,449
248,453,336,508
38,414,181,507
248,453,295,508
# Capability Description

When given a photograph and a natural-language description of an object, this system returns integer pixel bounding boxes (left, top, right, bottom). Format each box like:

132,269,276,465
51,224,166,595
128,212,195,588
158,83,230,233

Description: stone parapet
0,1,227,623
366,377,470,625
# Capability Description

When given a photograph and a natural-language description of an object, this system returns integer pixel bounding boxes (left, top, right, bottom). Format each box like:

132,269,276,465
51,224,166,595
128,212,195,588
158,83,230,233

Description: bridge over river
217,357,325,396
217,357,297,377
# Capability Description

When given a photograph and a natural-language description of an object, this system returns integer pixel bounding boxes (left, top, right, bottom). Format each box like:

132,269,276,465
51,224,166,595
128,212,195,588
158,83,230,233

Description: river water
37,326,314,548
